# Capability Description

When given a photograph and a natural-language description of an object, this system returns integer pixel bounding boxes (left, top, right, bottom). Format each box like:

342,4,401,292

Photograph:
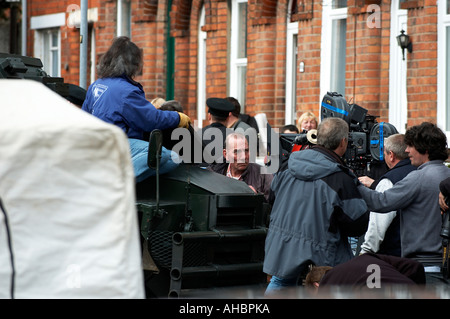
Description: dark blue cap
206,98,234,118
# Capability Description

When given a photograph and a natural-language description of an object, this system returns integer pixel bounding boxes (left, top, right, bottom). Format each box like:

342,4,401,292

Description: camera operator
264,117,369,294
357,122,450,285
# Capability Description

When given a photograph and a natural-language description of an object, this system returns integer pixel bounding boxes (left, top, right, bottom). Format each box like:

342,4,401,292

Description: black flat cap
206,97,234,118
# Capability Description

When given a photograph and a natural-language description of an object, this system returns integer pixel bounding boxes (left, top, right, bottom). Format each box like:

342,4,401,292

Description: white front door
389,1,408,133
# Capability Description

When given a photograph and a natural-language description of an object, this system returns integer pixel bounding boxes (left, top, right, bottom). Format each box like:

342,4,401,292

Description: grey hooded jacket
263,146,369,279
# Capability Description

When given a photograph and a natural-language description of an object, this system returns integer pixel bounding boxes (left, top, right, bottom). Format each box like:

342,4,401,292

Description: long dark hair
404,122,448,161
97,36,143,79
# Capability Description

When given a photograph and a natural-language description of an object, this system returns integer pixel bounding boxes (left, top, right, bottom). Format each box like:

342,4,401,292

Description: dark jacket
207,162,273,202
263,146,369,279
376,158,416,256
201,122,229,147
201,122,230,164
319,253,425,287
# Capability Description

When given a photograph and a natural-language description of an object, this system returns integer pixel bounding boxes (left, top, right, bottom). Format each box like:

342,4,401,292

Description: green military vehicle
0,53,269,298
136,130,269,298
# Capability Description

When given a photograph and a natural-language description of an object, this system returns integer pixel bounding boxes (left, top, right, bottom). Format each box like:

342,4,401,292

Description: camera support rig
441,209,450,279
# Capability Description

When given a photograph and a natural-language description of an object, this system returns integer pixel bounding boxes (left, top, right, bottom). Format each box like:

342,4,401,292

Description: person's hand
358,176,374,188
177,112,191,128
439,191,449,214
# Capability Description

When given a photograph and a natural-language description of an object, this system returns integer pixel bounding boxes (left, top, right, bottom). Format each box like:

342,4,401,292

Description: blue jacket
82,76,180,140
263,146,369,279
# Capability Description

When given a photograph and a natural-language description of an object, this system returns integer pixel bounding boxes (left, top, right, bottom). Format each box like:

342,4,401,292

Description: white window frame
320,0,347,101
90,28,97,83
33,28,61,77
197,5,207,128
229,0,248,111
388,1,408,133
437,0,450,140
31,13,64,77
285,15,298,125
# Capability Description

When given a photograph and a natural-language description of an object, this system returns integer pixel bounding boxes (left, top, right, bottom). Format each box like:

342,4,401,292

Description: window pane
51,32,58,47
43,33,50,74
237,2,247,59
238,65,247,111
120,0,131,37
332,0,347,9
448,0,450,14
291,34,298,121
52,49,58,77
330,19,347,95
446,26,450,130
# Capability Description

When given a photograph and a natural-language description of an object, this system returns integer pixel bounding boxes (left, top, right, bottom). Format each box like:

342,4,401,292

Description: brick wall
185,0,202,120
406,0,438,126
25,0,440,129
347,4,385,121
295,1,323,123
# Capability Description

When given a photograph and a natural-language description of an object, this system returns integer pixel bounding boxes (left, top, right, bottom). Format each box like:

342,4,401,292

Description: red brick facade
24,0,439,129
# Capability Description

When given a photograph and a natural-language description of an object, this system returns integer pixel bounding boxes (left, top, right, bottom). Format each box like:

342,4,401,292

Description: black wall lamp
397,30,413,60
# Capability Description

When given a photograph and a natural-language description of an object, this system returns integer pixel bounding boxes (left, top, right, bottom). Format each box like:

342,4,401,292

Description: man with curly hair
357,122,450,285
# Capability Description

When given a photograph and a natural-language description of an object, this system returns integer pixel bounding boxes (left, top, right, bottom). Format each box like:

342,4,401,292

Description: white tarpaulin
0,80,144,298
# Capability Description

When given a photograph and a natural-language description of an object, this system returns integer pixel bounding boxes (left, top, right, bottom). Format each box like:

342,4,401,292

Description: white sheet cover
0,80,144,298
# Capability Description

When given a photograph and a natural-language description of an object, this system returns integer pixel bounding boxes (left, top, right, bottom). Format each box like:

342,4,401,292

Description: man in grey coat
264,117,369,294
357,122,450,285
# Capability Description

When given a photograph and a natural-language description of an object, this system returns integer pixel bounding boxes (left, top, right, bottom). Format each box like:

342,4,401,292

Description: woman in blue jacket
82,37,190,182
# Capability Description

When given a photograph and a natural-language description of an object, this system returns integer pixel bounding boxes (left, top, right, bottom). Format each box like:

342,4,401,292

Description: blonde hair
297,111,318,132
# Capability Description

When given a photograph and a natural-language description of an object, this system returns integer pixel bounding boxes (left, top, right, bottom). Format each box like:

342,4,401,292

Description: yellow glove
177,112,191,128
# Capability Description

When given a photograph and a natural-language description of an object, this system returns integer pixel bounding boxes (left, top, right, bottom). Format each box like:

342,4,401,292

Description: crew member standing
201,98,235,164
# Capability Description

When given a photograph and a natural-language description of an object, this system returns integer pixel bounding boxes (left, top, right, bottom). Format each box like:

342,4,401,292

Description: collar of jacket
120,74,143,91
392,158,412,169
311,145,346,166
210,161,251,178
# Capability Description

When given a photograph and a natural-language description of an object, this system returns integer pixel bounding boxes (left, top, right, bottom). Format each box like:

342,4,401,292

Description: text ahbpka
178,303,270,316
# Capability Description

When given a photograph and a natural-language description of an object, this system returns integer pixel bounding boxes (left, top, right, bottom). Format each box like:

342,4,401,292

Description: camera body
320,92,398,176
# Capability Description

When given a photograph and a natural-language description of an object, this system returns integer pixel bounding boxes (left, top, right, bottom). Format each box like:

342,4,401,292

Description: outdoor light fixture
397,30,412,60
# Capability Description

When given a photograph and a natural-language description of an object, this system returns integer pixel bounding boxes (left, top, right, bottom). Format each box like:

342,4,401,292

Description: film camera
0,53,86,106
275,127,318,172
320,92,398,177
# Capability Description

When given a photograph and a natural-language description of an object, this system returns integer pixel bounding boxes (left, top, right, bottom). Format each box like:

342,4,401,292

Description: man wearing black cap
201,97,235,164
